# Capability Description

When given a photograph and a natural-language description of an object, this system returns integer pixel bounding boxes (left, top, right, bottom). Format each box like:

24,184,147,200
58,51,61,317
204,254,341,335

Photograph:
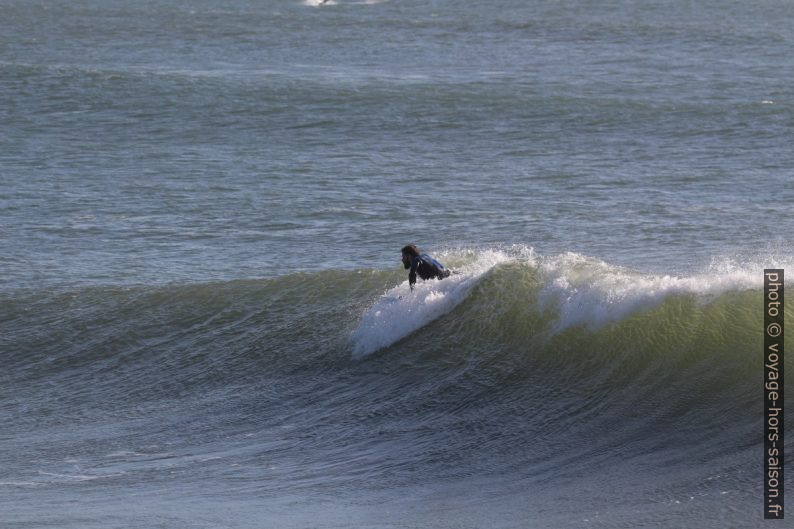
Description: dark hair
401,244,420,257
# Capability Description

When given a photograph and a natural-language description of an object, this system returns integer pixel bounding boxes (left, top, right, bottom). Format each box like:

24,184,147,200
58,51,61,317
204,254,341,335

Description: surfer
401,245,450,290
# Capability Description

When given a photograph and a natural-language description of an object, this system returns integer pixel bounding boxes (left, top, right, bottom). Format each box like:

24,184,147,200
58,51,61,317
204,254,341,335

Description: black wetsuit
406,253,450,287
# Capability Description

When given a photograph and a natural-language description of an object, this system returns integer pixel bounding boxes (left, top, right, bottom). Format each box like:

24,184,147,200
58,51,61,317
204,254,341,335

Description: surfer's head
401,244,419,268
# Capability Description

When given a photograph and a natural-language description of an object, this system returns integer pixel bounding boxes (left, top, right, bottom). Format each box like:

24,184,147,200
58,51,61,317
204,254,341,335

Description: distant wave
304,0,388,6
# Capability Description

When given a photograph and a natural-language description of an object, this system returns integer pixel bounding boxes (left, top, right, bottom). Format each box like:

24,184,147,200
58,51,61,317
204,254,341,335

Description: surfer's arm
408,257,418,289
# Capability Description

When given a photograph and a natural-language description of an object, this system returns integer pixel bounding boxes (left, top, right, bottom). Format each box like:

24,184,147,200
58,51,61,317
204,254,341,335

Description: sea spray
535,252,762,332
349,249,516,357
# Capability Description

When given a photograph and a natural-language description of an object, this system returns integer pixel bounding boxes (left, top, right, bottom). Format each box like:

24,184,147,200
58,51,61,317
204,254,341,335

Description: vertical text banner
765,269,784,519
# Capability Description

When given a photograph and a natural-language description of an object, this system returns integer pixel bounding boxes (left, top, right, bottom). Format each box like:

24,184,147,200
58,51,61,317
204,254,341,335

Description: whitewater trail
350,249,517,358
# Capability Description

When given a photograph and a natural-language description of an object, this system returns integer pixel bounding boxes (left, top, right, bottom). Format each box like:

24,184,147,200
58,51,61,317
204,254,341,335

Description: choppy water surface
2,0,793,527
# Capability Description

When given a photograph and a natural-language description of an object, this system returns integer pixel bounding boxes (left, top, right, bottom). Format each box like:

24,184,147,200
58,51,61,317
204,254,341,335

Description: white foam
36,470,126,483
304,0,388,7
537,252,763,331
0,480,41,487
350,249,513,358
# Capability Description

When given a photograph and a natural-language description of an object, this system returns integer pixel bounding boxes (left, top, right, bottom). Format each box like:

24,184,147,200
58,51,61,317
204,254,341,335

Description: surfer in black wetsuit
401,244,451,290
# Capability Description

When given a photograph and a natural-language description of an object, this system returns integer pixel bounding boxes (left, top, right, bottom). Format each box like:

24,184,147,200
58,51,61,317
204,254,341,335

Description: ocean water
1,0,792,527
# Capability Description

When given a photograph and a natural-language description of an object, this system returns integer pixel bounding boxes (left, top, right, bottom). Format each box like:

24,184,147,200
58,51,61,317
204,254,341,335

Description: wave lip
349,249,516,358
537,252,761,331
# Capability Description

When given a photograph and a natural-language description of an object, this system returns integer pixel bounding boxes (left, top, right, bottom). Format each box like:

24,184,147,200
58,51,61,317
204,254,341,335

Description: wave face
1,250,789,528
